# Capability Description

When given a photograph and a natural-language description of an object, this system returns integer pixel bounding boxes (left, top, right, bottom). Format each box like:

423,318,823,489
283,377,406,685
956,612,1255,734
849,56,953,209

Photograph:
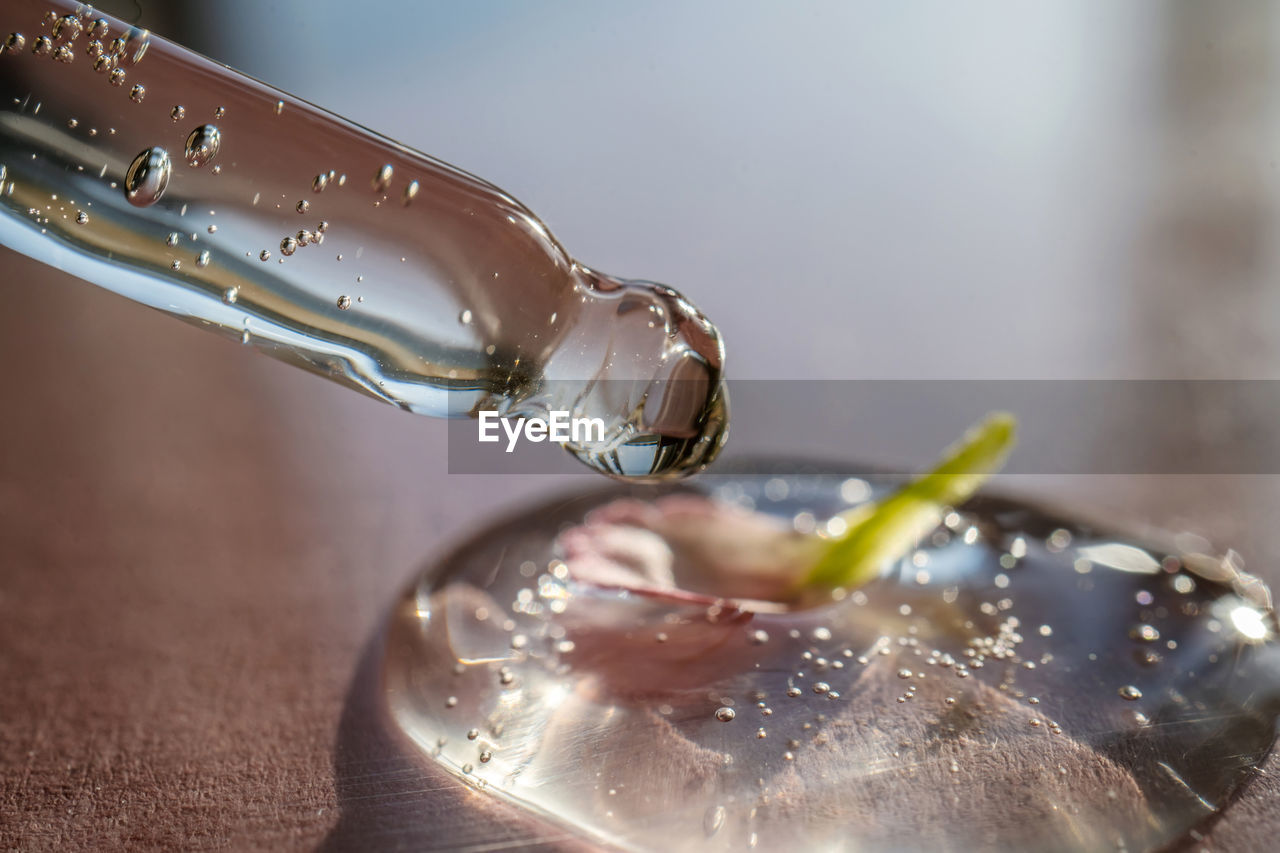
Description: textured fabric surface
0,252,584,851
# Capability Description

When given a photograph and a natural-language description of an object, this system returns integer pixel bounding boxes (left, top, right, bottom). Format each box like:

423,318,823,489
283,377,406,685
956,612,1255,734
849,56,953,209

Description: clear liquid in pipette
0,1,727,480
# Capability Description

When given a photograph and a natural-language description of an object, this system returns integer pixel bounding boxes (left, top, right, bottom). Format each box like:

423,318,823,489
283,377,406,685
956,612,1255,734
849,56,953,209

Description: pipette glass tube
0,1,727,479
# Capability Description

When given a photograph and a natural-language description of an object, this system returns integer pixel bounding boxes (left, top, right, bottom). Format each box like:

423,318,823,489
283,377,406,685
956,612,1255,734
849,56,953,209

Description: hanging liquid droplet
183,124,220,168
336,295,352,310
1,0,727,485
123,146,171,207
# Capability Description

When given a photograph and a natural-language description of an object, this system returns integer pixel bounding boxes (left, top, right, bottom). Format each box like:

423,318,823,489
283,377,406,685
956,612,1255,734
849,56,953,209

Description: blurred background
4,1,1280,848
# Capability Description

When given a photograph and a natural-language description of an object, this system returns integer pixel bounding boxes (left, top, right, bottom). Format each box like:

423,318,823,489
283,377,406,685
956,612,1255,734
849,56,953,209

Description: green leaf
800,412,1017,592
